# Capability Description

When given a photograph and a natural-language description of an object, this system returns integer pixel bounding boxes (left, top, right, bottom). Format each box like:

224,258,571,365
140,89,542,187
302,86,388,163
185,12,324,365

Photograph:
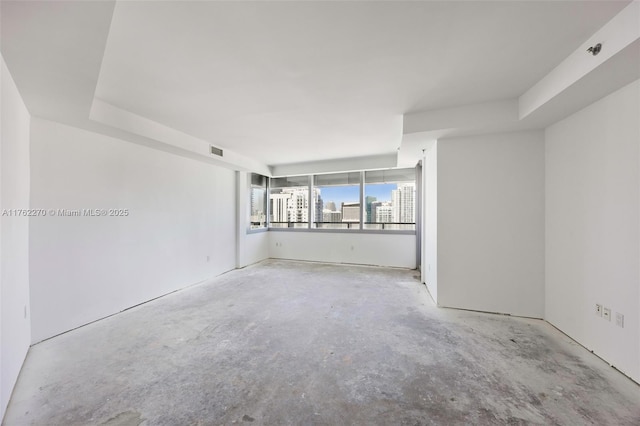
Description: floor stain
100,411,144,426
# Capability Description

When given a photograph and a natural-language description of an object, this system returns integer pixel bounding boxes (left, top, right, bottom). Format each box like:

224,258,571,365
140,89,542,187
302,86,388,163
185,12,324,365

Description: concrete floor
4,260,640,425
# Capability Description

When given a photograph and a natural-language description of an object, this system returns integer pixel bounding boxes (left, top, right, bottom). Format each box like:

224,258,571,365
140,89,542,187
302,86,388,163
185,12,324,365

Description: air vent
210,146,223,157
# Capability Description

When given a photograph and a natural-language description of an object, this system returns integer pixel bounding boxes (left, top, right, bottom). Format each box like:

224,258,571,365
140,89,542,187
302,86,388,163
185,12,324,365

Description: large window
250,173,267,229
313,172,361,229
260,167,416,232
364,168,415,231
269,175,310,228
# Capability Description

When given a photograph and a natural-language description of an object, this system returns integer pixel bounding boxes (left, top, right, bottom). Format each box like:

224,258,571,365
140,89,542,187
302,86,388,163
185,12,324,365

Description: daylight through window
269,175,310,229
364,168,416,231
262,167,416,232
313,172,361,229
250,173,267,229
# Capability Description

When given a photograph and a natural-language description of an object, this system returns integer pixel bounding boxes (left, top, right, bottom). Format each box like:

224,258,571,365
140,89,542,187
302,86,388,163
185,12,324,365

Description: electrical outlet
595,304,602,317
616,312,624,328
603,307,611,321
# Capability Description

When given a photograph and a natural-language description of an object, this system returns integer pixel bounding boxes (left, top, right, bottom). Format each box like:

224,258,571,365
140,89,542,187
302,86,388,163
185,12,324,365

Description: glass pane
313,172,361,228
251,173,267,186
365,168,415,184
314,172,360,186
250,187,266,229
269,186,310,228
364,168,415,231
249,173,267,229
271,175,309,188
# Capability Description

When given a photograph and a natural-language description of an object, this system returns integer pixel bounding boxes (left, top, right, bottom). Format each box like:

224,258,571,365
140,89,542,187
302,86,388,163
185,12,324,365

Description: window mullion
359,171,365,230
308,175,313,230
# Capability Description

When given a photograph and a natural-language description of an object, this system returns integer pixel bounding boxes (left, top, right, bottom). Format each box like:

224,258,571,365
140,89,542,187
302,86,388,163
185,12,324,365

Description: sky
319,183,397,209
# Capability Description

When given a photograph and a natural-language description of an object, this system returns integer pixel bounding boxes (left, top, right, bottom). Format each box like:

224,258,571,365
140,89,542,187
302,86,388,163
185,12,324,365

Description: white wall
437,131,545,318
29,118,237,343
270,231,416,269
423,142,438,301
0,57,31,421
241,232,269,267
545,79,639,382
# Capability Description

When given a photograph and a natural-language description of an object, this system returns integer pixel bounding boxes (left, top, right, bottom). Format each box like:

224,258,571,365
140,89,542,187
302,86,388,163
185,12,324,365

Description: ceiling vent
210,145,223,157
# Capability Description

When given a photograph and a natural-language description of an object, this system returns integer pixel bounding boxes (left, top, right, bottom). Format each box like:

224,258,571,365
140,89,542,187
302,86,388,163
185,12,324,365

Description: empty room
1,1,639,424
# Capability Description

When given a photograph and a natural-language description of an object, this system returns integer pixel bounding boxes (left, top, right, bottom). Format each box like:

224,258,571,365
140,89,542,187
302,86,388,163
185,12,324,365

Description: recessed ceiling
1,0,631,167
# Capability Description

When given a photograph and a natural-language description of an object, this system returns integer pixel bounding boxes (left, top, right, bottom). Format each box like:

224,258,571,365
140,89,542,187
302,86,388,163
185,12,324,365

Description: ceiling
0,0,633,169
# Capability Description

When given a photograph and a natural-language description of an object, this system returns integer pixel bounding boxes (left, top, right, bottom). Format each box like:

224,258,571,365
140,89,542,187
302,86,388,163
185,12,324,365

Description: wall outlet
615,312,624,328
603,307,611,321
595,304,602,317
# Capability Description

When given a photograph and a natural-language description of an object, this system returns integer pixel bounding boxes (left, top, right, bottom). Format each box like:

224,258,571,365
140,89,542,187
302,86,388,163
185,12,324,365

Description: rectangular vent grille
210,146,223,157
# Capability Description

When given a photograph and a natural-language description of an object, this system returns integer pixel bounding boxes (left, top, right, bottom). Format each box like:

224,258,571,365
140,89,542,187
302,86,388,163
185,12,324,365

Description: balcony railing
268,221,415,230
269,221,310,229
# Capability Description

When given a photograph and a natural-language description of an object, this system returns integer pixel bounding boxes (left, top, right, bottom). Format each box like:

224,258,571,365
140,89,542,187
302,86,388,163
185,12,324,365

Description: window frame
261,167,417,235
363,169,416,231
267,175,312,230
247,173,268,233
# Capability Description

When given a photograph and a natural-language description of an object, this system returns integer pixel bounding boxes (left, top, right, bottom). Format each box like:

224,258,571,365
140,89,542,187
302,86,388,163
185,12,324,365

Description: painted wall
270,231,416,269
423,142,438,302
29,118,237,343
0,57,32,421
545,79,639,382
437,131,545,318
241,231,269,268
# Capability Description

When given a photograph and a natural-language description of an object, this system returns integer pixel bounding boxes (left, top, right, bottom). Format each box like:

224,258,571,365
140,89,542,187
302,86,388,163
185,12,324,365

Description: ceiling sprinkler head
587,43,602,56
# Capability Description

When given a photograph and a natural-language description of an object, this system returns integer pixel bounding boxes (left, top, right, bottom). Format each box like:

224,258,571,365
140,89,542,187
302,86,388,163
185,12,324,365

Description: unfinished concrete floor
4,260,640,425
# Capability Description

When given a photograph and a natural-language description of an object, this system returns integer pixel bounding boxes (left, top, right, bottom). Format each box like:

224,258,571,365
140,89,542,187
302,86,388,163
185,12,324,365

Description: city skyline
319,183,398,210
267,183,414,230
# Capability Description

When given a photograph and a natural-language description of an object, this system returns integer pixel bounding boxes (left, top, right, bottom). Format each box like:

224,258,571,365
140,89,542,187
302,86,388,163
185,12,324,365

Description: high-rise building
269,187,322,225
250,188,266,228
287,189,308,223
372,201,392,223
323,210,342,222
341,202,360,223
270,192,290,223
365,196,377,223
314,192,323,224
325,201,337,212
392,183,415,223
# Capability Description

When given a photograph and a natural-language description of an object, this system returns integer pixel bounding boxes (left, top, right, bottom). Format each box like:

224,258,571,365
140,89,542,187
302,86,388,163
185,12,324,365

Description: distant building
365,196,377,222
270,192,291,223
372,201,392,223
341,202,360,223
314,192,323,224
269,187,321,224
325,201,336,212
392,183,415,223
323,210,342,222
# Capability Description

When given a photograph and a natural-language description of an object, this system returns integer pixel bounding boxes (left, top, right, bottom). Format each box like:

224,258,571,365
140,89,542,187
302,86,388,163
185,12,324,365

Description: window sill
267,227,415,236
247,227,268,235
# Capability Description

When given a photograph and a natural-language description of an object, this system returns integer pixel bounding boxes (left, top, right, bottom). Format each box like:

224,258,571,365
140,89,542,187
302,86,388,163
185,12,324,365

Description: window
250,173,267,229
364,168,416,231
313,172,361,229
265,167,417,233
269,175,310,228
